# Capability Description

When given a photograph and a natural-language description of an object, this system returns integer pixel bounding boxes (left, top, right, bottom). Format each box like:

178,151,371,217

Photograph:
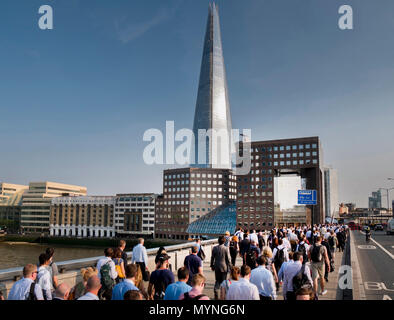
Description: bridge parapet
0,239,217,299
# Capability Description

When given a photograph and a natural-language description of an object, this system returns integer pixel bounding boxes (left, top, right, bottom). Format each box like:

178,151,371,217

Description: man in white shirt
234,228,244,241
250,256,276,300
248,230,258,244
7,264,44,300
78,275,101,300
37,253,53,300
132,238,149,281
226,265,259,300
282,252,312,300
96,247,117,300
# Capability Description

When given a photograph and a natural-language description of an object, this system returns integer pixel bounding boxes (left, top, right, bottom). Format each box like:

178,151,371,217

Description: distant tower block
192,3,233,169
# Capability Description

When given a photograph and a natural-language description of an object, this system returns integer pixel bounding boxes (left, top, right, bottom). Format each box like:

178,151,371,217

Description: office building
155,168,236,240
369,190,382,209
0,183,29,231
236,137,324,228
114,193,157,238
21,182,87,234
324,166,339,219
50,196,115,237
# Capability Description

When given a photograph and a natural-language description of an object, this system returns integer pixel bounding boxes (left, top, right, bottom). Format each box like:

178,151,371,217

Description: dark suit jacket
210,244,232,273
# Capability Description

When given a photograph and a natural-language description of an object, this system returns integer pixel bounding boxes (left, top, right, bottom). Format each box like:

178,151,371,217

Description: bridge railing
0,239,218,299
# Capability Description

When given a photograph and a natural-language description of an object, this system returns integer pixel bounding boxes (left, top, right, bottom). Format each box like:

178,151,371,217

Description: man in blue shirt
8,264,44,300
164,267,192,300
184,245,203,286
112,264,139,300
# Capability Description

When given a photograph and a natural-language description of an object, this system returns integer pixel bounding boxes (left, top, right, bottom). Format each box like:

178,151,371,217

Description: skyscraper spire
192,2,233,169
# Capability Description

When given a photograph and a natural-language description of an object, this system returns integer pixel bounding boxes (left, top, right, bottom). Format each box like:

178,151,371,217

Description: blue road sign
298,190,317,205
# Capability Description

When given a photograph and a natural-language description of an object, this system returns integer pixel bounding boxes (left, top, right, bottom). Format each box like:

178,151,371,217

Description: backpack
274,248,285,269
293,264,312,292
100,261,115,291
298,243,308,264
311,245,323,263
182,291,207,301
197,247,206,261
328,236,335,248
246,247,257,268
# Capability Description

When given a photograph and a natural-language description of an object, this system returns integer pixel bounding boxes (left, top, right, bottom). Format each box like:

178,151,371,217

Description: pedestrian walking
68,267,98,300
45,248,59,290
7,264,44,300
96,248,117,300
219,266,240,300
148,253,174,300
308,236,330,296
132,238,150,281
111,264,139,300
77,275,101,300
210,235,232,300
250,256,276,300
184,245,203,286
179,274,209,300
226,265,259,300
282,252,312,300
229,235,239,266
164,267,192,300
36,253,53,300
113,247,126,283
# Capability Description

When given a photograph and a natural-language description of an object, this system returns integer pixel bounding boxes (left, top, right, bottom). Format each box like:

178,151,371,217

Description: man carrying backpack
308,236,330,296
273,238,289,271
245,240,260,270
282,252,312,300
97,248,117,300
296,235,310,264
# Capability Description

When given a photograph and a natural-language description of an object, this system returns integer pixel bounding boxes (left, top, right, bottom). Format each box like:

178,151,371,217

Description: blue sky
1,0,394,207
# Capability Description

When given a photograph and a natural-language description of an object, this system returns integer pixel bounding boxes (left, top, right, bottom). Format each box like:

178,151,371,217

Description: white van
387,219,394,235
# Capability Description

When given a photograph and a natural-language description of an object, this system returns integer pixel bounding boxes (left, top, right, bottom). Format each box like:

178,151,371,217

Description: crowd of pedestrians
3,224,347,301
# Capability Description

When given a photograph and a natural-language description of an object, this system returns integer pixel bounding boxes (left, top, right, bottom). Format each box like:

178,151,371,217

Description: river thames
0,242,105,270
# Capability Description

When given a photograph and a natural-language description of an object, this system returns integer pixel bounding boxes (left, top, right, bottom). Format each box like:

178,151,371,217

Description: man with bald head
77,275,101,300
53,283,71,300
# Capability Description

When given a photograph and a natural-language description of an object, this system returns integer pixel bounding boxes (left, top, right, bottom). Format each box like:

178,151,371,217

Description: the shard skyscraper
192,3,233,169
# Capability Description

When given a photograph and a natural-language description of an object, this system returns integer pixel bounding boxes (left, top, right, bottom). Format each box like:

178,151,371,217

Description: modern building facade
21,182,87,234
0,183,29,231
369,190,382,209
192,2,233,169
324,166,339,219
155,168,236,240
50,196,115,237
236,137,324,228
114,193,157,238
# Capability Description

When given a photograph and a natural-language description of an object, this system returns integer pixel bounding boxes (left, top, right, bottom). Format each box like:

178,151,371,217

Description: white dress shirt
37,266,53,300
250,266,277,299
131,243,148,265
77,292,99,300
7,278,44,300
96,257,117,280
248,232,258,244
282,261,312,296
226,278,260,300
